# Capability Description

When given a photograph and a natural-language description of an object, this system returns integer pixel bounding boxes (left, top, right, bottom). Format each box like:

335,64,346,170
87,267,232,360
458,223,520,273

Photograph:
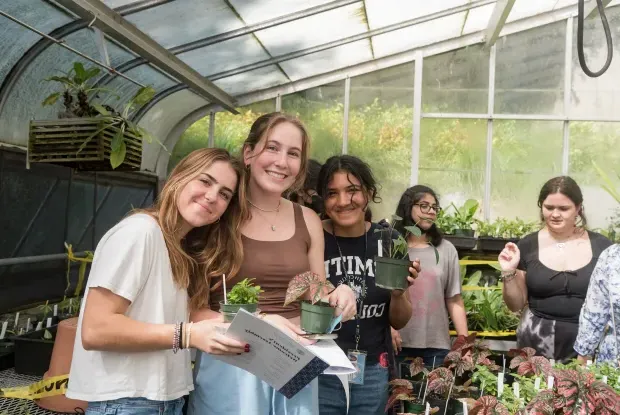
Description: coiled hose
577,0,614,77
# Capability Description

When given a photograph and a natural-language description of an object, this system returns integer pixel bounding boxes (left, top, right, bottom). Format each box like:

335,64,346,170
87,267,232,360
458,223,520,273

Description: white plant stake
534,377,541,391
26,318,31,332
14,312,20,328
223,274,227,305
547,375,554,389
377,240,383,257
0,321,7,340
46,317,52,328
513,382,520,398
35,321,43,331
53,304,58,316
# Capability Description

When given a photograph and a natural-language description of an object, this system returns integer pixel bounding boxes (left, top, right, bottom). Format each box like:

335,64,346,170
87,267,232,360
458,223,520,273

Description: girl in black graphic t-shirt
316,155,420,415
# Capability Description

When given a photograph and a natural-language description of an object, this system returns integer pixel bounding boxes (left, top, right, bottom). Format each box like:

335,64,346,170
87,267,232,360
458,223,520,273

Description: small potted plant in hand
220,278,263,322
284,271,336,334
375,215,432,290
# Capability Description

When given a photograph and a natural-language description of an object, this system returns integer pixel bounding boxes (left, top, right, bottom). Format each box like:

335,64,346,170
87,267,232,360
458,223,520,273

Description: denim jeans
318,362,389,415
398,347,449,369
85,397,184,415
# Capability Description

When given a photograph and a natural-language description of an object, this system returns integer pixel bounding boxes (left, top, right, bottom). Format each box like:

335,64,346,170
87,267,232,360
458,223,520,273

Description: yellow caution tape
0,374,69,400
65,243,93,296
462,286,502,291
459,260,499,266
449,330,517,337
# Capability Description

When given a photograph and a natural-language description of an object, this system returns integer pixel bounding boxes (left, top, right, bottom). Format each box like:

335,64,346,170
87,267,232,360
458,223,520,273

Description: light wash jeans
188,351,318,415
85,397,184,415
318,362,389,415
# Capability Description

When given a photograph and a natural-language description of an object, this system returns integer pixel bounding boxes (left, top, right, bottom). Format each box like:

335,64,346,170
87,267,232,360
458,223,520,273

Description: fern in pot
220,278,263,322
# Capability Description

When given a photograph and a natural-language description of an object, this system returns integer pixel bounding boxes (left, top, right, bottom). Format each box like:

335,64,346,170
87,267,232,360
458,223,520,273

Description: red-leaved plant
522,389,555,415
284,271,335,306
427,367,455,396
448,333,499,373
444,351,474,377
470,396,510,415
552,368,620,415
385,379,415,413
508,347,551,377
409,357,429,378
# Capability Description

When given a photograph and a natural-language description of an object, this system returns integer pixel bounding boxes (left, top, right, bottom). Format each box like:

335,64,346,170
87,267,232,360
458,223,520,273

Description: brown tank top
210,203,311,319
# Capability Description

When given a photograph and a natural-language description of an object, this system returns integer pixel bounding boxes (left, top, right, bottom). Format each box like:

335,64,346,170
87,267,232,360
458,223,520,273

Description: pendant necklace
249,199,281,231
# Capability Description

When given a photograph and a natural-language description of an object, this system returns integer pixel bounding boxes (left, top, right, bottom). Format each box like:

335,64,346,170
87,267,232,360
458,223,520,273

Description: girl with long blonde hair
67,148,249,415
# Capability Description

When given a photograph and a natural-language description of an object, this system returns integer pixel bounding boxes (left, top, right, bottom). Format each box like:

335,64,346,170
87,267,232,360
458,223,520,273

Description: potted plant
284,271,336,334
220,278,263,322
435,199,479,250
476,218,538,252
375,215,435,290
385,378,439,414
29,62,164,171
469,396,510,415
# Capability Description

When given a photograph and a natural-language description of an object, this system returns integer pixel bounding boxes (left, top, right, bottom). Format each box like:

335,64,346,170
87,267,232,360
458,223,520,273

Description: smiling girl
67,148,248,415
189,113,356,415
499,176,611,361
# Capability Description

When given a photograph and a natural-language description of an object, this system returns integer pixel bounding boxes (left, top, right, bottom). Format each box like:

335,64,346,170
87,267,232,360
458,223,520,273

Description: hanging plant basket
28,118,142,171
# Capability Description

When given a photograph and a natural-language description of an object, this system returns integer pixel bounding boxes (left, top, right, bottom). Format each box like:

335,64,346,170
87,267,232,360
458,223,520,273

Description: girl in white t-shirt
67,148,250,415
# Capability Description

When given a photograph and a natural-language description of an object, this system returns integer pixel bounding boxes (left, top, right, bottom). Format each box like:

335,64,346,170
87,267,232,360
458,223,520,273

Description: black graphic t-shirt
324,222,392,361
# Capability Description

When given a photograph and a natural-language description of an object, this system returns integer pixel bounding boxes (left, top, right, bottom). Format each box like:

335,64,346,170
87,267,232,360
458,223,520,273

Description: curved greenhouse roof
2,0,617,180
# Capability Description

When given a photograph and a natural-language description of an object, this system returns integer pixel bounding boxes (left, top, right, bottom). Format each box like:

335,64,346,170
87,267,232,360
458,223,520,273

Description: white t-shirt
66,214,193,402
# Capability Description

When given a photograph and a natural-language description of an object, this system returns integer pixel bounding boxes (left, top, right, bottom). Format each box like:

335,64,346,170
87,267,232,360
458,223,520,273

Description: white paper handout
306,339,356,375
214,309,330,399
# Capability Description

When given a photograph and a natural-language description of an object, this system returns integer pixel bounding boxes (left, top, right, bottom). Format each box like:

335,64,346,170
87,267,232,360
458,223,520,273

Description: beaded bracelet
172,322,181,354
501,270,517,282
180,322,184,350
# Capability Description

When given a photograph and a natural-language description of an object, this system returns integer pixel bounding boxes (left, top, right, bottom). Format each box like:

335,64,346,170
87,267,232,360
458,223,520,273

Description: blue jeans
189,351,317,415
398,347,449,369
318,363,389,415
85,397,184,415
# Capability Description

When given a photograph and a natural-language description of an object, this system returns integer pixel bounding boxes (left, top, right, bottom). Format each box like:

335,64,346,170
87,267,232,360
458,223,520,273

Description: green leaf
391,214,403,222
85,67,101,80
111,129,124,152
42,92,61,106
404,225,422,237
433,245,440,264
110,141,126,169
45,75,72,85
73,62,87,83
43,329,53,340
132,86,156,106
92,103,110,116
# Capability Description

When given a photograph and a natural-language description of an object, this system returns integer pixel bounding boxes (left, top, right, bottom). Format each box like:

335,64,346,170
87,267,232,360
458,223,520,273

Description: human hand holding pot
190,319,248,355
392,258,420,297
326,284,357,321
262,314,316,346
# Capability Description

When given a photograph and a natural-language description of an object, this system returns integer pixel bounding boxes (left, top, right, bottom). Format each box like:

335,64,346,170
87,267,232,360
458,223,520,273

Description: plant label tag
36,321,43,331
586,359,592,366
53,304,58,316
547,375,554,389
534,377,541,391
549,359,555,367
425,402,430,415
14,312,20,328
26,318,31,332
461,399,468,415
0,321,7,339
46,317,52,328
377,240,383,257
347,350,367,385
513,382,520,398
497,373,504,397
602,376,608,384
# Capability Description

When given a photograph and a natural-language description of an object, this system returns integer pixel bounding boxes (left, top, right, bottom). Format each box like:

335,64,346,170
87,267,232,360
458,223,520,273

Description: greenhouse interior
1,0,620,414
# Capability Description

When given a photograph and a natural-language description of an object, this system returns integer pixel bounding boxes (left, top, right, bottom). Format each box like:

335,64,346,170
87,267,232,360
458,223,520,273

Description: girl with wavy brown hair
67,148,249,415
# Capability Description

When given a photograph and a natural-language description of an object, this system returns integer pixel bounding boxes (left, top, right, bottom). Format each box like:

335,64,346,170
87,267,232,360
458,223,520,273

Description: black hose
577,0,613,77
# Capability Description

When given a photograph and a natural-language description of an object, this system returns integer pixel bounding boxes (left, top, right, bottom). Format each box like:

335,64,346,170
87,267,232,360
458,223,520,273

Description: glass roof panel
279,39,373,81
372,12,467,58
228,0,335,26
462,4,495,35
138,89,209,174
365,0,469,29
0,30,135,146
124,0,243,49
0,0,73,90
99,66,176,112
507,0,558,22
177,35,271,77
101,0,145,7
213,65,289,96
253,3,367,56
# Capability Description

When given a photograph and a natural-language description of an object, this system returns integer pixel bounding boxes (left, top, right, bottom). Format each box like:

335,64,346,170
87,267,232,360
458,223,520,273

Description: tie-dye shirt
574,244,620,365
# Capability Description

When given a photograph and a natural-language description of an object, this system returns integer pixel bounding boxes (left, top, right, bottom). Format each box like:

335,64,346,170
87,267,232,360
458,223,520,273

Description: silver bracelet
501,270,517,282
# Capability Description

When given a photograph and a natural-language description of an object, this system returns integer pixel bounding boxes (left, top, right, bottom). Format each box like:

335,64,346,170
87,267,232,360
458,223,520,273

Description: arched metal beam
0,0,174,115
92,0,360,89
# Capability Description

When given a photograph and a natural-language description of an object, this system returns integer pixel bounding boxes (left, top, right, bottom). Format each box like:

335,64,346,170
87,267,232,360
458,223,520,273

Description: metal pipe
0,10,145,88
0,252,89,267
342,77,351,154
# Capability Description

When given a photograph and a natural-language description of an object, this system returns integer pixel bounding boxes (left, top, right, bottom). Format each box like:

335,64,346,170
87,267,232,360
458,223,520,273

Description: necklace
248,199,281,213
250,200,280,231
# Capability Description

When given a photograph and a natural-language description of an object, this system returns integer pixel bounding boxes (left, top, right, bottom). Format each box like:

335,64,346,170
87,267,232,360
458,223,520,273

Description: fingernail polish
244,344,250,353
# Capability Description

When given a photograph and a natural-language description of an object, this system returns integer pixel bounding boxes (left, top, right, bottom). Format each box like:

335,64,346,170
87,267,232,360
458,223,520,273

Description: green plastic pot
300,301,334,334
219,301,258,322
375,256,410,290
404,401,425,413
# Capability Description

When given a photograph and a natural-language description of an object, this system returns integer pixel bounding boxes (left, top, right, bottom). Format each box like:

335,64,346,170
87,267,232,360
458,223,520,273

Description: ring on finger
336,304,345,310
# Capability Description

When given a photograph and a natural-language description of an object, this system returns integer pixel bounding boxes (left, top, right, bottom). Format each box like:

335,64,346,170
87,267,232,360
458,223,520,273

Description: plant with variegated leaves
385,379,415,413
427,367,454,397
444,350,474,377
553,368,620,415
408,357,429,378
508,347,551,377
284,271,335,306
470,396,510,415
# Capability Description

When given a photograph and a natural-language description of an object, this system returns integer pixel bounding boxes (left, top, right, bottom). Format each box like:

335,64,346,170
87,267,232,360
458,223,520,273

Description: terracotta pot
36,317,87,413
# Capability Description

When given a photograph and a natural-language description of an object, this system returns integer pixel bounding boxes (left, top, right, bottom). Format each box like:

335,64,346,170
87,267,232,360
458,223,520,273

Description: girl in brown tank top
189,113,356,415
